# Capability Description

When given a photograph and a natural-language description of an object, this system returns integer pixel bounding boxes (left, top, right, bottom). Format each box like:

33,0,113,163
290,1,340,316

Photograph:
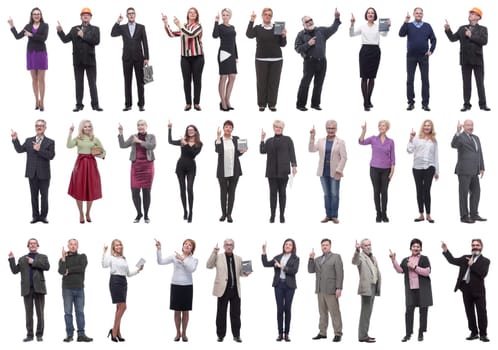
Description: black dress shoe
284,334,290,342
134,214,143,223
194,104,201,111
63,336,73,342
461,216,475,224
139,106,145,112
332,335,341,342
39,217,49,224
480,106,491,111
381,214,389,223
296,106,308,111
427,218,435,223
466,333,479,340
92,106,104,111
422,105,431,111
280,215,285,223
233,336,242,343
375,215,382,223
73,105,84,112
276,334,283,341
364,106,370,111
269,106,277,112
144,217,150,224
312,334,327,340
407,103,415,111
311,105,322,110
259,106,266,112
227,215,233,223
269,215,275,223
461,105,471,112
219,215,226,222
401,335,411,342
471,215,487,221
36,336,43,342
184,105,192,111
418,332,424,341
23,337,34,342
217,337,224,342
30,218,39,224
480,335,490,342
123,106,132,111
77,335,93,342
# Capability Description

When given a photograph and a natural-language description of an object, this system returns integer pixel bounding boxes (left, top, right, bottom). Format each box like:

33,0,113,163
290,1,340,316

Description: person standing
451,119,485,223
399,7,436,111
8,8,48,111
111,7,149,112
206,239,249,343
445,8,490,111
442,239,490,342
309,120,347,223
8,238,50,342
57,8,103,112
58,239,93,342
11,119,55,224
352,239,380,343
308,238,343,342
294,9,341,111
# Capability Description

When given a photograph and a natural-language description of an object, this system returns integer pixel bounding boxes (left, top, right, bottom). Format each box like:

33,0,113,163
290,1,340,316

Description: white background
2,0,497,349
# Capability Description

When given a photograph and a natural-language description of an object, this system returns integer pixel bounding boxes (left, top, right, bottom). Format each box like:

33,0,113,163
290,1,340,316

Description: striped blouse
165,22,203,57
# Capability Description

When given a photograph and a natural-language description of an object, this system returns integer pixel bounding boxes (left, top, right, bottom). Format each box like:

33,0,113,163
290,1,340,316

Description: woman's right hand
161,13,168,24
7,17,14,27
262,241,267,254
217,127,222,139
361,121,366,132
215,13,219,22
409,128,416,139
350,13,355,25
103,244,108,253
167,120,172,129
118,123,123,135
155,239,161,249
69,124,75,134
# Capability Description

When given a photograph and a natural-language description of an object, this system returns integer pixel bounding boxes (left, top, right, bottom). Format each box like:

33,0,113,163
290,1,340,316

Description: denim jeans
63,288,86,336
320,176,340,218
274,280,296,335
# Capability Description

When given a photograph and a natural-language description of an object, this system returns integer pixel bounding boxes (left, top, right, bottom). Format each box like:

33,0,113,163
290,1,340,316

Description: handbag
143,64,154,84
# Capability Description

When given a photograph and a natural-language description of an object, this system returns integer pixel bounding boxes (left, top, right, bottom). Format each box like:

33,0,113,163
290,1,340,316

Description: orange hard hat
80,7,92,16
469,7,482,19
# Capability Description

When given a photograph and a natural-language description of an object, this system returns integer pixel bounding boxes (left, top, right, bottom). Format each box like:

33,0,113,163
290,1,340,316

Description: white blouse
407,136,439,175
157,249,198,286
102,254,139,277
350,23,387,45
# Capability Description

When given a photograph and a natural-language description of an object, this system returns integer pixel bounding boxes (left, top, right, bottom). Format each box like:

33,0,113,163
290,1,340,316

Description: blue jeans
63,288,86,336
320,177,340,218
274,280,295,335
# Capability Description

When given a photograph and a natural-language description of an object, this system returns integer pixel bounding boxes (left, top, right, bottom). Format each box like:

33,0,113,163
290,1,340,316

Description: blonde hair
418,119,437,141
77,119,94,140
111,239,123,257
378,119,390,131
262,7,273,17
137,119,148,127
221,8,232,17
273,120,285,129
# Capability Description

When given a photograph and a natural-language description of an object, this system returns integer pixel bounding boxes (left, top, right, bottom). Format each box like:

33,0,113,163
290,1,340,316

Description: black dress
212,22,238,75
168,129,202,176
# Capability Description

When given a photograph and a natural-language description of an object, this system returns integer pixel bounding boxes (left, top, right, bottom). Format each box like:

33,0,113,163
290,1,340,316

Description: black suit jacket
260,135,297,178
13,136,55,180
9,253,50,296
445,24,487,66
443,250,490,295
451,132,484,176
58,24,100,66
111,22,149,62
11,22,48,51
262,253,299,289
215,136,243,178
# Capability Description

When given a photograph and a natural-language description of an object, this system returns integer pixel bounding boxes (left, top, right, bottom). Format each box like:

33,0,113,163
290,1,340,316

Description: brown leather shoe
320,217,330,223
330,217,339,224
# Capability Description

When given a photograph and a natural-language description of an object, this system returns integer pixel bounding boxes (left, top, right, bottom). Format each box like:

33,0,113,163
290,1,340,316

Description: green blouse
67,134,106,157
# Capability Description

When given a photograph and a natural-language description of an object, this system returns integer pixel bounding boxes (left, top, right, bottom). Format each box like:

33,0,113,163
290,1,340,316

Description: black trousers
28,177,50,220
412,166,435,214
406,54,429,106
123,59,145,107
216,287,241,338
268,177,288,217
296,57,327,108
405,289,428,336
458,174,480,218
255,60,283,107
24,288,45,338
180,55,204,105
74,64,99,108
461,282,487,336
218,176,239,216
369,167,390,216
461,64,486,108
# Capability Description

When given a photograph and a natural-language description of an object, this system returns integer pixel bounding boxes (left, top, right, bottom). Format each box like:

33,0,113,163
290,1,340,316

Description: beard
472,249,482,256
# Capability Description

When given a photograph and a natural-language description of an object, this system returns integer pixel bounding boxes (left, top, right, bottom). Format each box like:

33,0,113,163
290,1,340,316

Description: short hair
410,238,422,249
127,7,135,14
325,120,337,128
360,238,370,245
321,238,331,245
224,238,235,248
273,120,285,129
137,119,147,127
413,7,423,13
27,238,39,247
364,7,378,21
183,239,196,255
472,238,483,248
223,120,234,128
378,119,390,131
221,8,232,17
35,119,46,126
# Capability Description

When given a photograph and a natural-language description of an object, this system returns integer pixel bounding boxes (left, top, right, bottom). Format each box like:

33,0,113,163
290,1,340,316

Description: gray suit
451,132,485,218
308,252,343,336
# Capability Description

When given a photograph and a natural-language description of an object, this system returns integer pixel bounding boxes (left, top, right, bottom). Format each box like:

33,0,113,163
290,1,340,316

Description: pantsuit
255,60,282,108
24,288,45,338
297,58,327,108
407,54,429,106
274,281,295,335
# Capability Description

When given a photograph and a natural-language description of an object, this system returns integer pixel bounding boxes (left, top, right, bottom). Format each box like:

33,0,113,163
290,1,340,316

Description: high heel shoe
85,214,92,223
219,102,229,111
79,214,85,224
116,335,125,342
107,329,118,342
134,214,143,223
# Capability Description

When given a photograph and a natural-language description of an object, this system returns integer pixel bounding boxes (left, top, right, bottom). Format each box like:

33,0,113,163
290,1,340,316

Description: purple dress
26,27,48,70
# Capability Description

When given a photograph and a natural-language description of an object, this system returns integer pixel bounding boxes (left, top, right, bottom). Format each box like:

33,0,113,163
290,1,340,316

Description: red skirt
68,154,102,201
131,159,154,189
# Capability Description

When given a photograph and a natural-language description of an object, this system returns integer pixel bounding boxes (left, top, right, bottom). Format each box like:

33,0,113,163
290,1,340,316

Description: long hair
29,7,44,24
187,7,199,23
111,239,124,257
418,119,437,141
77,120,94,141
281,238,297,255
364,7,378,21
184,124,202,147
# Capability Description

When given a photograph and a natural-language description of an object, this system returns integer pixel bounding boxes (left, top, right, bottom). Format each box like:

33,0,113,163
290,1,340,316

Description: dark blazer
11,22,48,51
13,136,55,180
9,253,50,296
308,252,343,294
215,136,243,178
451,132,484,176
400,255,433,307
445,24,487,66
111,22,149,62
443,250,490,295
58,24,100,66
262,253,299,289
260,135,297,178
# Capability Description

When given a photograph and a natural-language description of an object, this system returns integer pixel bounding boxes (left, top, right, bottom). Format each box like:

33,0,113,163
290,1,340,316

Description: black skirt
359,44,381,79
109,275,127,304
170,284,193,311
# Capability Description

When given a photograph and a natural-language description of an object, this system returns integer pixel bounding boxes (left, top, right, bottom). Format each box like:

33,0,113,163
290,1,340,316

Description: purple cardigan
359,135,395,169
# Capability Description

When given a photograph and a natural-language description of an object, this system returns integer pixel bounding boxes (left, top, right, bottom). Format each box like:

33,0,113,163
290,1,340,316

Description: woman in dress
407,120,439,223
67,120,105,223
350,7,389,111
156,238,198,342
118,120,156,223
389,238,433,342
8,7,48,111
359,120,395,222
213,8,238,111
168,121,202,223
215,120,245,223
163,7,204,111
246,8,287,112
102,239,143,342
262,239,300,342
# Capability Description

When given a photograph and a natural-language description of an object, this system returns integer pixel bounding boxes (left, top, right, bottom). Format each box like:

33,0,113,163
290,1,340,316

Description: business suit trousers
218,176,239,216
461,64,486,108
24,287,45,337
216,287,241,338
296,57,327,108
461,282,487,336
181,55,204,105
358,284,376,340
28,177,49,219
274,280,296,335
317,293,342,336
369,167,390,216
406,54,429,106
405,289,428,336
74,64,99,108
412,166,435,214
123,59,145,107
458,174,480,218
268,177,288,217
255,59,283,108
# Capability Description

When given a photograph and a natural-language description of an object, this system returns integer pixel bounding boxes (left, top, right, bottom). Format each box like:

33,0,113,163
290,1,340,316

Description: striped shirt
165,22,203,56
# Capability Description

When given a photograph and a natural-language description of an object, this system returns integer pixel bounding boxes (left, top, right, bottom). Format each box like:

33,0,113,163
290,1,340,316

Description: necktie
36,137,41,144
229,256,235,288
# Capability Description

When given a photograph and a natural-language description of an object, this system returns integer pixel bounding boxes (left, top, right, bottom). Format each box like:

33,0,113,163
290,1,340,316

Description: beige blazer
352,250,381,296
309,137,347,177
206,252,244,297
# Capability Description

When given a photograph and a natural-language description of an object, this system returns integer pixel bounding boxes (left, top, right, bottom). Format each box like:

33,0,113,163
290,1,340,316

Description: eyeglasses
305,18,313,24
263,13,273,17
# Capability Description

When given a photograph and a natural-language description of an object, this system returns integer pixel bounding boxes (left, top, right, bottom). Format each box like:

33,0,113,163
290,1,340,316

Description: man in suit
442,239,490,342
445,8,490,111
8,238,50,342
399,7,436,111
111,7,149,111
308,238,343,342
352,239,380,343
451,119,485,223
11,119,55,224
206,239,249,343
57,8,103,112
